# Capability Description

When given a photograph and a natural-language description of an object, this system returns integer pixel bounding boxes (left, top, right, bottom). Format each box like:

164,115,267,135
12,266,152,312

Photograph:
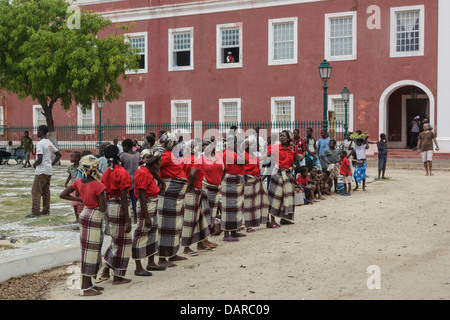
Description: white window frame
0,106,4,135
268,17,298,66
216,23,243,69
328,94,354,133
325,11,357,61
169,27,194,72
126,101,146,134
33,105,47,134
171,99,192,134
219,98,242,133
125,32,148,74
270,96,295,132
390,5,425,58
77,103,96,135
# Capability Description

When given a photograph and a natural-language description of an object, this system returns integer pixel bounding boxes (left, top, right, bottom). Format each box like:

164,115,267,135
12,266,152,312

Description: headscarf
282,130,295,151
158,131,178,150
79,155,102,181
104,144,120,171
140,148,162,166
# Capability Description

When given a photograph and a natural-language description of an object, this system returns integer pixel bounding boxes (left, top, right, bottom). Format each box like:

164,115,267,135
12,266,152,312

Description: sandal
184,251,198,256
25,214,40,219
247,228,256,233
267,223,280,228
79,286,102,296
223,236,239,242
95,275,110,283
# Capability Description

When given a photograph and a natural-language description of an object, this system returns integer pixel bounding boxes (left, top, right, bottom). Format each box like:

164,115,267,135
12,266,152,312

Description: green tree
0,0,139,145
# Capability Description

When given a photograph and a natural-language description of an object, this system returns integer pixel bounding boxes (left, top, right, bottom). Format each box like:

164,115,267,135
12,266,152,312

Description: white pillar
437,0,450,152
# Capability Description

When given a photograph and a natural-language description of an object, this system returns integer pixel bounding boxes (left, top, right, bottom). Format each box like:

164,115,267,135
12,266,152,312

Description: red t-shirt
184,154,204,189
296,174,310,187
202,154,224,186
160,150,187,180
101,164,132,199
243,152,260,177
72,179,106,208
222,149,245,175
340,157,352,176
268,144,298,169
134,166,160,198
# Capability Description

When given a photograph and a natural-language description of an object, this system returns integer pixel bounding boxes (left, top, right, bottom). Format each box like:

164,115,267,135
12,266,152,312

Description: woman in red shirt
243,138,269,232
157,132,188,268
181,140,214,256
132,148,166,276
201,138,225,237
266,130,300,227
100,144,133,285
60,155,107,296
221,135,246,242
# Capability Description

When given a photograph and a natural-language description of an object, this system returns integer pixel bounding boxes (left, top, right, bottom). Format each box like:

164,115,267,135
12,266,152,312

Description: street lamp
341,87,350,140
97,98,104,145
318,59,332,132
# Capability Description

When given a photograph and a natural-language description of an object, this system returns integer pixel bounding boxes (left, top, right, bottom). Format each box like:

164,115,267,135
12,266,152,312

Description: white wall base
436,138,450,153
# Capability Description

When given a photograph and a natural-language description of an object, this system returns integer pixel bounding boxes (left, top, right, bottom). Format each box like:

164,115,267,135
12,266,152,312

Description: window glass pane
273,22,294,60
221,28,239,47
332,99,346,123
129,105,143,124
173,32,191,51
130,36,146,54
36,108,47,127
223,102,238,123
176,104,189,123
396,10,420,52
330,17,353,56
275,101,291,122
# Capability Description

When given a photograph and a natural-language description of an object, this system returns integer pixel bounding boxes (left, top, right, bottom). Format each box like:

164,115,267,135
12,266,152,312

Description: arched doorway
379,80,435,149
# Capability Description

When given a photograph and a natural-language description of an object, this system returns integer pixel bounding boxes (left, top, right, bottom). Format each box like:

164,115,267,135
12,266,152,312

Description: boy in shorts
339,151,351,196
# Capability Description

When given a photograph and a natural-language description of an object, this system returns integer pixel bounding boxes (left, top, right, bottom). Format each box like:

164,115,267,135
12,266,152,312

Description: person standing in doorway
410,116,421,150
26,125,62,218
20,130,34,168
417,123,440,176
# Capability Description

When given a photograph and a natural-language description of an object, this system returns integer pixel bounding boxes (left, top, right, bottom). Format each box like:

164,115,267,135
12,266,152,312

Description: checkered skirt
79,207,104,277
267,169,295,222
202,179,221,229
181,188,211,247
132,197,159,260
157,178,187,258
104,199,132,278
220,174,245,232
244,174,269,228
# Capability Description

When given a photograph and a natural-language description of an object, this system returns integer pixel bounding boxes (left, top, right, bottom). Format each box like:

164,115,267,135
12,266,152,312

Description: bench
0,147,25,165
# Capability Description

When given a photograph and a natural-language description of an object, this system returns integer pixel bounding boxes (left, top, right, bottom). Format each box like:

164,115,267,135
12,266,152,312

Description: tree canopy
0,0,140,133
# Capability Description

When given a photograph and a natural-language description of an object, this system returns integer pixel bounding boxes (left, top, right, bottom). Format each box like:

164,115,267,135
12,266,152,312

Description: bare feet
169,255,188,262
159,259,177,268
112,276,132,285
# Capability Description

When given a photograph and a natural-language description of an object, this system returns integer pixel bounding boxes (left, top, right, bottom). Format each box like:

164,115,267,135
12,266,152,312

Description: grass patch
24,215,72,226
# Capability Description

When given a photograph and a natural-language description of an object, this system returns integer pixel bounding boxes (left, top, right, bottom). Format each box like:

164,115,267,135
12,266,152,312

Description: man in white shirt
113,138,124,154
26,125,62,218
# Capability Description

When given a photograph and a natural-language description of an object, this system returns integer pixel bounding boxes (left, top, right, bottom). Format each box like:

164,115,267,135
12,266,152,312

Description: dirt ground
9,167,450,300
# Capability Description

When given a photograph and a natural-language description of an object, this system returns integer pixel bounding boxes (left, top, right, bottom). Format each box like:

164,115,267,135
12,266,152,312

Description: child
309,167,325,200
296,166,316,203
377,133,388,180
339,151,351,196
320,139,340,193
317,129,330,172
64,151,83,226
321,170,332,196
350,138,369,191
60,155,107,296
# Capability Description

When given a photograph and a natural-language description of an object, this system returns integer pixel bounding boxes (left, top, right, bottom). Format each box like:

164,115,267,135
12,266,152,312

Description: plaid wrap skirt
104,199,132,278
202,179,221,229
79,207,104,277
220,174,245,232
244,174,269,228
267,169,295,222
181,188,211,247
132,197,159,260
157,178,187,258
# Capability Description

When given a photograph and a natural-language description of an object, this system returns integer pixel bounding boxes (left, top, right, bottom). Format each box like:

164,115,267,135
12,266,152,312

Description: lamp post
97,98,104,145
318,60,332,132
341,87,350,140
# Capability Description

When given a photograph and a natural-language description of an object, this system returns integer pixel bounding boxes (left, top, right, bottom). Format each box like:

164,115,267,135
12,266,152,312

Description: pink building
1,0,450,153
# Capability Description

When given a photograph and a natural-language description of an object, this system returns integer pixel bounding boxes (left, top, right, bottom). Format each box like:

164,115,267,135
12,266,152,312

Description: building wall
2,0,439,146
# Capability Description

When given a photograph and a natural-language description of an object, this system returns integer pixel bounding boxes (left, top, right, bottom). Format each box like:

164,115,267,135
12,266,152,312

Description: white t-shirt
35,139,59,175
353,144,367,160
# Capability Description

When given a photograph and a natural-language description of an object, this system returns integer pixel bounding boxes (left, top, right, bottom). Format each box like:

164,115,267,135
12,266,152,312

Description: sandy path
48,168,450,300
